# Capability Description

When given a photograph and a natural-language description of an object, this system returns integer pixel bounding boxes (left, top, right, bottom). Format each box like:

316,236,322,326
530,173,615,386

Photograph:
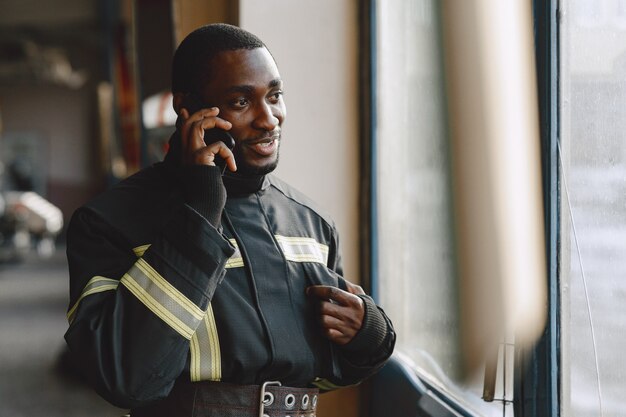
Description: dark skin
172,47,365,346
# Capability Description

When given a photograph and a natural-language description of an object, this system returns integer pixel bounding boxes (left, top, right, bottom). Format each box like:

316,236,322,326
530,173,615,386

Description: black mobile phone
183,94,235,171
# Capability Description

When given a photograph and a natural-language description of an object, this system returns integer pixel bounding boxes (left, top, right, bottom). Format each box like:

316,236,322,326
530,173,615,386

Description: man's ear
172,92,185,115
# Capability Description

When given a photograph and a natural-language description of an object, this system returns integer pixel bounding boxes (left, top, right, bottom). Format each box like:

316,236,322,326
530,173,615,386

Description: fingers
179,107,234,168
307,285,365,345
216,143,237,172
316,300,364,345
189,141,237,172
319,311,352,344
306,285,362,307
319,301,363,327
344,280,366,296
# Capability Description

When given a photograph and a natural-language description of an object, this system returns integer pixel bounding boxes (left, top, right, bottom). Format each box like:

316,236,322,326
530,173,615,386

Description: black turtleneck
222,171,266,197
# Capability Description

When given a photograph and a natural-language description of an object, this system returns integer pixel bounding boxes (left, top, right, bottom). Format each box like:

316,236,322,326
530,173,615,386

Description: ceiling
0,0,101,87
0,0,98,28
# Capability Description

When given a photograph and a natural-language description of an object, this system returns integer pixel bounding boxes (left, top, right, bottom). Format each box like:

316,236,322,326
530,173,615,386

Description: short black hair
171,23,266,94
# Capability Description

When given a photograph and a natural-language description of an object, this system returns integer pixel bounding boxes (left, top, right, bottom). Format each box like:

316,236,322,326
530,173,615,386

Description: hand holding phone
178,95,237,173
204,128,235,172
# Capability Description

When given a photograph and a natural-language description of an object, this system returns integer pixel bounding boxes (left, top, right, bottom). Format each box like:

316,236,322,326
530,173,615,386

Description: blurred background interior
1,0,626,416
0,1,372,415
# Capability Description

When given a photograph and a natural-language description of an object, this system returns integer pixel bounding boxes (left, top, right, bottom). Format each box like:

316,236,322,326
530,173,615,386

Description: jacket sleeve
64,204,234,408
316,227,396,390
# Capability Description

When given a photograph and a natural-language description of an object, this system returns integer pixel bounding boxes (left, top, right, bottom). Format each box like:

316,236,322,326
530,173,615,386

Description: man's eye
269,91,283,103
232,98,249,107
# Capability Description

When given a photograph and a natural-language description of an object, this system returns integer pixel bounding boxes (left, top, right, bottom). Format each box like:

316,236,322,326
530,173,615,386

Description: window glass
376,1,512,415
560,0,626,415
376,0,456,376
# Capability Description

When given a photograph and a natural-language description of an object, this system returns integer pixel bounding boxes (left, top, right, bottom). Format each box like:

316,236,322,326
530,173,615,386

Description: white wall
239,0,361,282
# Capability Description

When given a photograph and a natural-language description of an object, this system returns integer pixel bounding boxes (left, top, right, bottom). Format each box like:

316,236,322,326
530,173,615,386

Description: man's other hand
306,284,365,345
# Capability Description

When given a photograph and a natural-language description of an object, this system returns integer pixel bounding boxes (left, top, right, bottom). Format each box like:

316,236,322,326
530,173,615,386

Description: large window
375,1,520,415
560,0,626,415
374,1,626,415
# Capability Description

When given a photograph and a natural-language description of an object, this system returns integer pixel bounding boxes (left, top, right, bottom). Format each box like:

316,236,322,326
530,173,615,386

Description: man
65,23,395,417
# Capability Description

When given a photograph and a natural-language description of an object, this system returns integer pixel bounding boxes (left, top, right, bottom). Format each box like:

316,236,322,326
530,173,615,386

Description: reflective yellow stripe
121,273,195,339
206,304,221,380
133,244,151,257
190,328,202,381
275,235,329,265
121,258,206,339
225,238,244,269
67,276,119,324
190,304,222,382
135,258,204,320
312,377,346,391
283,255,328,263
225,258,245,268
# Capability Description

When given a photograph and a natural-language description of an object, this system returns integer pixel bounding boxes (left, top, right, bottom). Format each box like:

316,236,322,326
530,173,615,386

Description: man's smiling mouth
241,131,281,156
245,131,281,145
247,135,280,156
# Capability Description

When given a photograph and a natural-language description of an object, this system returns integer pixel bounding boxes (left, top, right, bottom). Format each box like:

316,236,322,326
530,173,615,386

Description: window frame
359,0,378,302
366,1,562,416
514,1,560,416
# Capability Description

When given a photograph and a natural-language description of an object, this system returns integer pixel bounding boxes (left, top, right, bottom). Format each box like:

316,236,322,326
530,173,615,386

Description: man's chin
236,156,279,176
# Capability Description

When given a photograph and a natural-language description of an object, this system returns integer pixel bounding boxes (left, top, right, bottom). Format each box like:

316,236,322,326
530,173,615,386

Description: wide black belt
131,380,320,417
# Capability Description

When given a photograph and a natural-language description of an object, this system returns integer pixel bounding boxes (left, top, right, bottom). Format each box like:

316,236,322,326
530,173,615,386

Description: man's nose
253,102,280,130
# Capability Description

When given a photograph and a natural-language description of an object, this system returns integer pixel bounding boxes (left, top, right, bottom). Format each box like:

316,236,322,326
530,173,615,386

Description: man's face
200,47,286,176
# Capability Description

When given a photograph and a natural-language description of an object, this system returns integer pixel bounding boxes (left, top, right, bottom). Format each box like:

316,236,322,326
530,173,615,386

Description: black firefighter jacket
64,155,395,409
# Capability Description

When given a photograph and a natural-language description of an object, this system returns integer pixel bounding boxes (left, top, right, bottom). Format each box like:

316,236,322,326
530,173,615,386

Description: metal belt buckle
259,380,282,417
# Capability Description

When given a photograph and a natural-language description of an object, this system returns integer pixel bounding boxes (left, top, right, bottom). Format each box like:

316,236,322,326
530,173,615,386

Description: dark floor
0,249,125,417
